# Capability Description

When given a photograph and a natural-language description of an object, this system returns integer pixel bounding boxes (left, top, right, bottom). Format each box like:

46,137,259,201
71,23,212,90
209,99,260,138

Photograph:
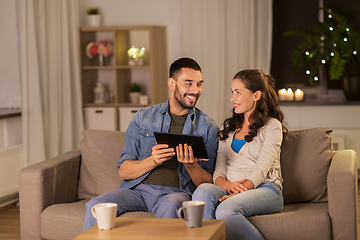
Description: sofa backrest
77,128,334,204
280,128,333,204
77,129,125,199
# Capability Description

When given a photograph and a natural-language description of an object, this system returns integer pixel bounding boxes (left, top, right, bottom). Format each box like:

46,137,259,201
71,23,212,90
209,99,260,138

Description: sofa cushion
249,203,331,240
280,128,333,204
78,129,125,199
41,199,89,240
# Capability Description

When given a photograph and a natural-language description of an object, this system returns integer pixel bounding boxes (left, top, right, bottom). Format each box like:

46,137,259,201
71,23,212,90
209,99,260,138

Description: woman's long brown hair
219,69,286,142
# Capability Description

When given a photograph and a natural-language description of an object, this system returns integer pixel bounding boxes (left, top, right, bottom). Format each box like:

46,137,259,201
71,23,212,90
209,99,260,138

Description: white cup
177,201,205,228
91,203,117,230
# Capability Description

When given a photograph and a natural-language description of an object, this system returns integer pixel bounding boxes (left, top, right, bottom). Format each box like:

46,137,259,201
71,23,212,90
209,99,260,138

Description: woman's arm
246,119,283,188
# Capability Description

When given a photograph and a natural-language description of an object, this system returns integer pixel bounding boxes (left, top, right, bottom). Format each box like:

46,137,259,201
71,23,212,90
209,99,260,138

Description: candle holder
294,89,304,101
278,88,305,102
94,82,106,104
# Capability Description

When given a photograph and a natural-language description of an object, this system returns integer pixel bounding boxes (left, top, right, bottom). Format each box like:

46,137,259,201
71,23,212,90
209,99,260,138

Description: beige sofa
19,128,358,240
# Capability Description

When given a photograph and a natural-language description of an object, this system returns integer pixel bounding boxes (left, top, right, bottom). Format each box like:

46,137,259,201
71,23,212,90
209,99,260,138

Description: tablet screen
153,132,209,159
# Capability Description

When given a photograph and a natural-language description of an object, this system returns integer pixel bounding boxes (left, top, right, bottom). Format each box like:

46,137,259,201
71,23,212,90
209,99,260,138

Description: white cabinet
280,104,360,168
84,107,116,131
119,107,142,132
0,116,22,149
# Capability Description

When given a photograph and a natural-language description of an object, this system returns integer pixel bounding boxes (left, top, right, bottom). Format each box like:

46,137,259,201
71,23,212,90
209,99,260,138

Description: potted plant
283,8,360,101
129,82,141,104
86,7,101,27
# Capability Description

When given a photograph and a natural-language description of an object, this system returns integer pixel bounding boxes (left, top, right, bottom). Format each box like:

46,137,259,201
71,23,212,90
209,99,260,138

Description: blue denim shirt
117,100,219,195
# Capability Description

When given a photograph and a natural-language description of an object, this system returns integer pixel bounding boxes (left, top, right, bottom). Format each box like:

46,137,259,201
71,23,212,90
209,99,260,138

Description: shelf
82,66,115,70
83,103,150,108
82,65,150,70
80,25,168,131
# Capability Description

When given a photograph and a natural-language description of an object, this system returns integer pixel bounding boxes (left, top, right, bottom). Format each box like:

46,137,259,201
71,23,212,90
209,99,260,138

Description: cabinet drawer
84,107,115,131
119,107,142,132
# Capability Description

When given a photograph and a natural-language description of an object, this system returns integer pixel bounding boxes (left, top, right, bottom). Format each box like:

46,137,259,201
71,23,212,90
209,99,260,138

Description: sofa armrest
327,149,358,240
19,149,82,240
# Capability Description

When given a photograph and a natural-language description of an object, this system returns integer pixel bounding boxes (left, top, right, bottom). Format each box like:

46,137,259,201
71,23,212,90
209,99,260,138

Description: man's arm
119,144,175,180
184,162,213,186
176,144,213,186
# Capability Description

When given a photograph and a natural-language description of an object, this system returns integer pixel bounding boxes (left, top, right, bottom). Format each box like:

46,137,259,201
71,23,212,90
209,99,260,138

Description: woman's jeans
192,182,283,240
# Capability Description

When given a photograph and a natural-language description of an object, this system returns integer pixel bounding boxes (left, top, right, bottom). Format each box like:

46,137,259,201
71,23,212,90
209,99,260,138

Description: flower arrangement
86,41,113,59
127,46,146,66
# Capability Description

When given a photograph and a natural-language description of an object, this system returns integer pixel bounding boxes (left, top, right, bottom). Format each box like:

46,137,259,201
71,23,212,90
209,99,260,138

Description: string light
321,59,326,64
305,51,310,56
329,27,333,31
346,28,350,32
328,14,333,18
306,70,310,75
333,43,337,47
330,52,335,57
314,76,319,81
353,50,358,55
344,38,348,42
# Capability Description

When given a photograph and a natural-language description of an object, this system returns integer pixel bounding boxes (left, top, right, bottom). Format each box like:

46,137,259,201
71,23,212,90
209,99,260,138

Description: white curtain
19,0,84,166
180,0,273,126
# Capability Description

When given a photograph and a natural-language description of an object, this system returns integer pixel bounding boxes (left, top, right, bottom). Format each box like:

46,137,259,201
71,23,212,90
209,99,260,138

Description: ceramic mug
177,201,205,228
91,203,117,230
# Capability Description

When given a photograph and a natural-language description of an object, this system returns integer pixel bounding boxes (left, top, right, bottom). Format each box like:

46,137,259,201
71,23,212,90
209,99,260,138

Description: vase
129,92,141,104
99,54,104,66
87,14,102,27
342,76,360,101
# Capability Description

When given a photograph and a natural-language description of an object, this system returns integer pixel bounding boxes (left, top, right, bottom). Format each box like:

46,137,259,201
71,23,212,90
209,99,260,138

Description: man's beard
174,85,199,110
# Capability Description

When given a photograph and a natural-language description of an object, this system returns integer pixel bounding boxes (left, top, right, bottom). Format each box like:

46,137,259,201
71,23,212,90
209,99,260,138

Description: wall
0,0,21,109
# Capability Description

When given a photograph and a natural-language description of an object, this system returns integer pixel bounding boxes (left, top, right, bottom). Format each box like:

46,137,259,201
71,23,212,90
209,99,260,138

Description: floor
0,186,360,240
0,203,20,240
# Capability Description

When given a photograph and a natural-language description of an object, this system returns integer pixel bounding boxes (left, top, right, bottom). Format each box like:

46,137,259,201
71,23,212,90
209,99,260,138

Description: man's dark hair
169,57,202,79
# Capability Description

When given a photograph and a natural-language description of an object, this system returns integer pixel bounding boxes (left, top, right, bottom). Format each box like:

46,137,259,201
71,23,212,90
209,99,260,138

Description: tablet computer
153,132,209,159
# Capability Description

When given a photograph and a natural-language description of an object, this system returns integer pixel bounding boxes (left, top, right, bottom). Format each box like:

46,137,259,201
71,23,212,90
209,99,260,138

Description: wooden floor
0,187,360,240
0,203,20,240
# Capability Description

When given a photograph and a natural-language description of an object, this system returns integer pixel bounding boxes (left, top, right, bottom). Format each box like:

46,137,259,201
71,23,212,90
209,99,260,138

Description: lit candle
295,89,304,101
287,88,294,101
278,88,287,101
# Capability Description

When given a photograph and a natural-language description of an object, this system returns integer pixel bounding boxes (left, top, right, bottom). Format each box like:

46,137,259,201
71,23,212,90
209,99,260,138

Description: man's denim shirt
117,100,219,195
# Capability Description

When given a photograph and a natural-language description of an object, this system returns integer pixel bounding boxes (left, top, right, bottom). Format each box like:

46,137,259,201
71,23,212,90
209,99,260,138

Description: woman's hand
219,193,235,202
224,179,248,195
219,179,255,202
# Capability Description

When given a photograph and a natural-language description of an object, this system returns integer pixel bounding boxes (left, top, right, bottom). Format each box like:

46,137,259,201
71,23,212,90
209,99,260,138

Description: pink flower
89,45,98,56
96,41,113,57
86,41,113,59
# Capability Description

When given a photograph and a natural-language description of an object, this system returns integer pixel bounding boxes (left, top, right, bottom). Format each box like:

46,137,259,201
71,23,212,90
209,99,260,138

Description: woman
192,69,286,240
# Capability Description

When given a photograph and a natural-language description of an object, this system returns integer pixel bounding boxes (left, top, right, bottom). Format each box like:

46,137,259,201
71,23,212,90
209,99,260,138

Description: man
83,57,219,231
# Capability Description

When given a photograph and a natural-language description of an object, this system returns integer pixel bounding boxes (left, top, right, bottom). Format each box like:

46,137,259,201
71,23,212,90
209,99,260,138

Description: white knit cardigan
213,118,283,189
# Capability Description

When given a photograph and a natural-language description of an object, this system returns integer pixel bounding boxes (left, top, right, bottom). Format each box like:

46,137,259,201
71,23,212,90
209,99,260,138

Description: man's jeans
83,183,191,232
192,182,283,240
